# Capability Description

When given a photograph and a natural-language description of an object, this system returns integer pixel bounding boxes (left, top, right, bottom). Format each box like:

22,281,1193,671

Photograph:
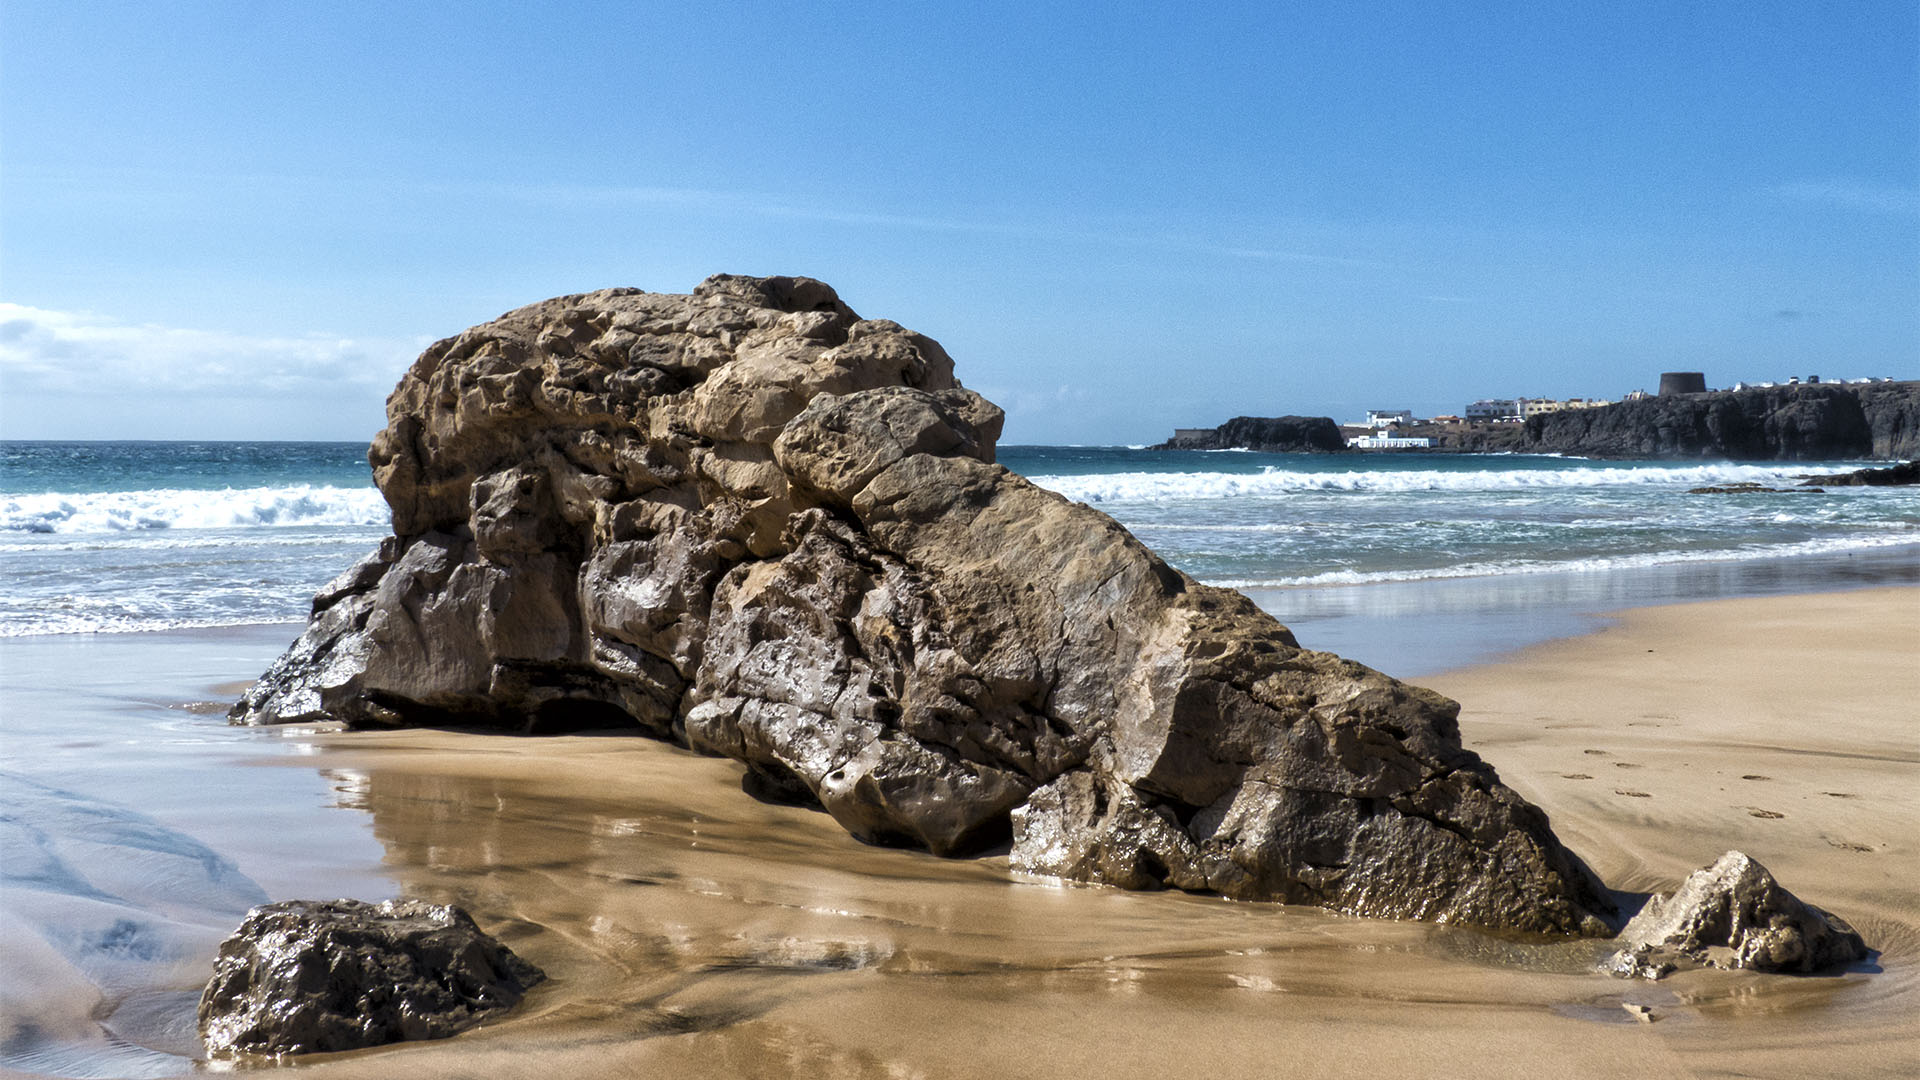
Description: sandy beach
10,4,1915,1076
4,584,1915,1080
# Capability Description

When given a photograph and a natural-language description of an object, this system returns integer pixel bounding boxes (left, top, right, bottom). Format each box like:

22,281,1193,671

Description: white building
1466,399,1520,421
1366,409,1414,429
1347,435,1433,449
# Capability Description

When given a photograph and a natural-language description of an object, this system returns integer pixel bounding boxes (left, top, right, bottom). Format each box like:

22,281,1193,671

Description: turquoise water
2,441,1915,637
1002,446,1920,587
1,441,374,496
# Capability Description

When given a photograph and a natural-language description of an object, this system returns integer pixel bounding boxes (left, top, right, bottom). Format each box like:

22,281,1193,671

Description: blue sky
3,2,1915,443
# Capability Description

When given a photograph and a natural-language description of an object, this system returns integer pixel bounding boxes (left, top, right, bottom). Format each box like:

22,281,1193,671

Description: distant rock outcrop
1524,382,1920,460
1798,460,1920,487
1153,415,1346,452
199,900,543,1055
232,276,1614,935
1601,851,1869,980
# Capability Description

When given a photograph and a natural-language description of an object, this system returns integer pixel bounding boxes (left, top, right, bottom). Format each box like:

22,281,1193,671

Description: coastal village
1338,372,1903,449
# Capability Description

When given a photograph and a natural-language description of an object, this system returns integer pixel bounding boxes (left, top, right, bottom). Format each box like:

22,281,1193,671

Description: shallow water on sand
3,624,1916,1079
275,733,1915,1080
0,627,391,1077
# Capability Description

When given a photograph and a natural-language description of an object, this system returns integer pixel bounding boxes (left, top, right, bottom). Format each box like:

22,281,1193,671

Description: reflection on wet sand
279,717,1914,1080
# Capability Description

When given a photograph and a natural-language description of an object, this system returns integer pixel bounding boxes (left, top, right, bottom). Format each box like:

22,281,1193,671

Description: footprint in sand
1584,749,1610,756
1560,773,1593,780
1614,790,1651,798
1823,792,1859,799
1826,839,1874,853
1613,762,1642,769
1746,808,1784,819
1740,774,1770,781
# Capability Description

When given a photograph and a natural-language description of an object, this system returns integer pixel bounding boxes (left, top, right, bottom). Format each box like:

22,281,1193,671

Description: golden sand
240,586,1920,1079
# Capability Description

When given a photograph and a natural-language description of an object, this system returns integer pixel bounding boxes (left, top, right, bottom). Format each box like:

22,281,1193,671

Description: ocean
4,440,1917,661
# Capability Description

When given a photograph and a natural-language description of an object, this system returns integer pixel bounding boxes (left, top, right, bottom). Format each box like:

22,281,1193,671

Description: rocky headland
1156,381,1920,459
1525,381,1920,460
1151,415,1345,452
233,275,1615,935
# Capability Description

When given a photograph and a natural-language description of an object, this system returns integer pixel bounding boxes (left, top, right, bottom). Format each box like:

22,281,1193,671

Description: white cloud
0,304,426,398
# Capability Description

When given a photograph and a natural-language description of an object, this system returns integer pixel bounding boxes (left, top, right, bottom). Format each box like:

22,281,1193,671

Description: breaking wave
1209,533,1920,589
1029,463,1829,503
0,486,388,535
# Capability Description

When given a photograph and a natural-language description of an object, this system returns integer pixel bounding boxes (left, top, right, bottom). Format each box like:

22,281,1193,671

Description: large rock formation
234,276,1611,935
1152,415,1347,452
1524,382,1920,460
1600,852,1868,980
199,899,543,1055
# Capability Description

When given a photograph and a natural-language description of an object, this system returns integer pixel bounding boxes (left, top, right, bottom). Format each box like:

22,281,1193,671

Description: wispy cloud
0,304,426,397
16,163,1398,272
518,180,1388,266
1772,179,1920,217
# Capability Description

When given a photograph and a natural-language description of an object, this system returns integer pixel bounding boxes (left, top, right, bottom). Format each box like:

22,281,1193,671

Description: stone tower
1659,372,1707,396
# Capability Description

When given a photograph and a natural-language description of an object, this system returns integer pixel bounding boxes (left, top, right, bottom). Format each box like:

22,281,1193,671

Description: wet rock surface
1687,483,1823,494
198,899,543,1055
1798,460,1920,487
1601,851,1869,980
233,275,1615,934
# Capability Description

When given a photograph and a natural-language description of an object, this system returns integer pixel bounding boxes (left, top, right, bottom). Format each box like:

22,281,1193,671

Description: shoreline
1425,585,1919,895
282,582,1918,1078
1246,543,1920,676
3,582,1917,1077
8,541,1915,677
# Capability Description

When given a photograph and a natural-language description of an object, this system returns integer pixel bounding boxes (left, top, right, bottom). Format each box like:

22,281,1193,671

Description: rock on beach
198,899,543,1055
232,275,1616,934
1601,851,1869,980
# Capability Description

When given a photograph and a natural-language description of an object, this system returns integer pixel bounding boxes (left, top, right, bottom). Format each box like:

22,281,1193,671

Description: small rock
1621,1002,1658,1023
1686,483,1813,495
1600,851,1868,980
199,899,544,1056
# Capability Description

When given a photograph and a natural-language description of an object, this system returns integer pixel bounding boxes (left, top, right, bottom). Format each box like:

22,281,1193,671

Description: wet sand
4,587,1916,1078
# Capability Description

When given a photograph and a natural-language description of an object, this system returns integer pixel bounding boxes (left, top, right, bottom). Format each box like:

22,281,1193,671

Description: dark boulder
1798,460,1920,487
199,899,544,1055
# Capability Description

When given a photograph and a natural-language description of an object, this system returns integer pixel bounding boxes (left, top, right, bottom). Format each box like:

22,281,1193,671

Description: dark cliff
1524,382,1920,460
1154,415,1346,452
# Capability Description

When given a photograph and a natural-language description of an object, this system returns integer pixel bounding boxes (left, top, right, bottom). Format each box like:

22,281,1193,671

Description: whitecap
1027,463,1846,503
0,486,388,535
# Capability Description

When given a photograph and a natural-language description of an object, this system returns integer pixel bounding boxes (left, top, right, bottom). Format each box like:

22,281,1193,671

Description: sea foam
0,486,388,534
1028,463,1822,503
1211,532,1920,589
